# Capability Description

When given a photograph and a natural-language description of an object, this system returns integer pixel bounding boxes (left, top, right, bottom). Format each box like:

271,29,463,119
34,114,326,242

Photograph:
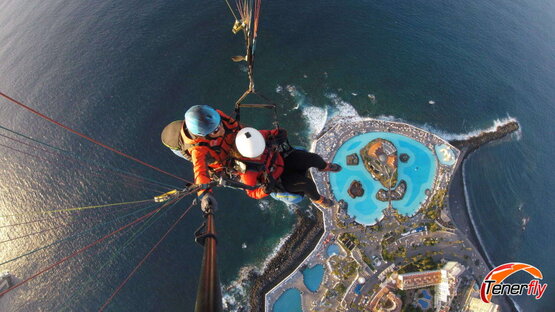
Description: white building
434,262,465,311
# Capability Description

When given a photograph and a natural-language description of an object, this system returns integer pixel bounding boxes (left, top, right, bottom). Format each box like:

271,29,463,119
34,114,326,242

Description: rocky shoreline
248,207,324,312
448,119,520,312
449,120,519,154
248,119,520,312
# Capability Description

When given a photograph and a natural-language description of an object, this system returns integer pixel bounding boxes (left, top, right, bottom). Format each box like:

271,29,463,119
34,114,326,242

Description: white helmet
235,127,266,158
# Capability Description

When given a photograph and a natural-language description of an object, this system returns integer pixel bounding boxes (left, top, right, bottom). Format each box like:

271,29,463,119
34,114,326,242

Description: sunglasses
210,124,221,135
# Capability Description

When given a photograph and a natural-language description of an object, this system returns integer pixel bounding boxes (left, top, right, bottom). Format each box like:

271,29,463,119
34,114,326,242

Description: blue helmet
184,105,221,136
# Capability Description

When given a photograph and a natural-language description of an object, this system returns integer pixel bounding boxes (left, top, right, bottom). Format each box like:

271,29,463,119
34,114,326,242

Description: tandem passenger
231,127,341,207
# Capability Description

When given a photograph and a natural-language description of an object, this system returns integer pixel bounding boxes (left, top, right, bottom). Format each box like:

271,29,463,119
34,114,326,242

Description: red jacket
236,129,285,199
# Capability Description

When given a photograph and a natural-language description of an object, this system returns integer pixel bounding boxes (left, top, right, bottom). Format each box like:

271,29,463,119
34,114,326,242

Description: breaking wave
227,88,521,311
461,162,523,312
301,91,361,137
461,163,495,267
374,114,520,143
323,92,361,119
222,231,294,312
257,199,271,211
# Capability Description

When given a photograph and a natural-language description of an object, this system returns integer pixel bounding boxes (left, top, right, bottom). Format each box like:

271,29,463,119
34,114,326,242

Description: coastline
248,208,324,312
248,118,520,312
447,120,520,312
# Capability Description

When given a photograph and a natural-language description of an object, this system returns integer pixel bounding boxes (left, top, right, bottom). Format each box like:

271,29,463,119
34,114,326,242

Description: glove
262,184,274,195
200,193,218,214
276,128,288,141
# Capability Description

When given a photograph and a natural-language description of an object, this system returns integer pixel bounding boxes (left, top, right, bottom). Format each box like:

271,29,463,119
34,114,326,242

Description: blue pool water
434,144,457,166
272,288,302,312
422,289,432,300
302,264,325,292
354,284,363,295
330,132,437,224
418,299,429,309
326,244,340,257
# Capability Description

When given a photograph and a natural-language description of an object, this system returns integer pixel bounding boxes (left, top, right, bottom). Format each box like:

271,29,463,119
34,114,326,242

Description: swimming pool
422,289,432,300
354,283,363,295
418,299,429,309
272,288,302,312
330,132,437,224
434,144,456,166
326,244,341,257
302,264,324,292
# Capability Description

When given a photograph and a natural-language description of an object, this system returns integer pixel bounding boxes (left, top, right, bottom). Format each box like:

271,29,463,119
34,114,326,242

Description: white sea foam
461,163,495,267
462,169,525,312
257,199,271,211
324,92,360,119
301,92,364,138
222,230,294,312
225,89,521,311
511,123,523,141
374,115,520,143
221,198,296,311
281,84,328,134
376,113,523,312
301,105,327,136
368,93,377,104
285,85,305,110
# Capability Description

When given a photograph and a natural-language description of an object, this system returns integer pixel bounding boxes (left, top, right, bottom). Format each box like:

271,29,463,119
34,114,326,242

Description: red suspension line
0,198,178,298
0,224,65,245
0,200,147,229
0,91,191,184
0,142,167,194
0,132,173,192
0,202,149,240
98,200,195,311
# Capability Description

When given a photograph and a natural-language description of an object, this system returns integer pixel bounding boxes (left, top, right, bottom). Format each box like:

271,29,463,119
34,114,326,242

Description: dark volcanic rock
400,153,409,163
248,209,324,312
348,180,364,198
449,121,520,155
346,153,359,165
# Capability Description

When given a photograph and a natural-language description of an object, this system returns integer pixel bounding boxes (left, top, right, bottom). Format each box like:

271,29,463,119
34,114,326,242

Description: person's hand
276,128,288,140
200,193,217,214
262,184,274,194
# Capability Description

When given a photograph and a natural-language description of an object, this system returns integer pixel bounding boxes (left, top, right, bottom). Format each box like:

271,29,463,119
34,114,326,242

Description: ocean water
0,0,554,311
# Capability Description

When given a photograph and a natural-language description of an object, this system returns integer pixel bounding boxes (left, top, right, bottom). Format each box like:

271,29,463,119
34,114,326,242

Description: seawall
449,120,519,155
248,208,324,312
448,119,520,312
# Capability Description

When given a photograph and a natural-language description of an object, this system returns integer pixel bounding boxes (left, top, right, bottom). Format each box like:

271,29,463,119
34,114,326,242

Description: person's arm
240,170,270,199
259,128,287,144
190,147,213,196
216,109,241,128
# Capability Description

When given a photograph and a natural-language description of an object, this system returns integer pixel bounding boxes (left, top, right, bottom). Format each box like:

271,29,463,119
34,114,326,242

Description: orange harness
178,110,241,186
